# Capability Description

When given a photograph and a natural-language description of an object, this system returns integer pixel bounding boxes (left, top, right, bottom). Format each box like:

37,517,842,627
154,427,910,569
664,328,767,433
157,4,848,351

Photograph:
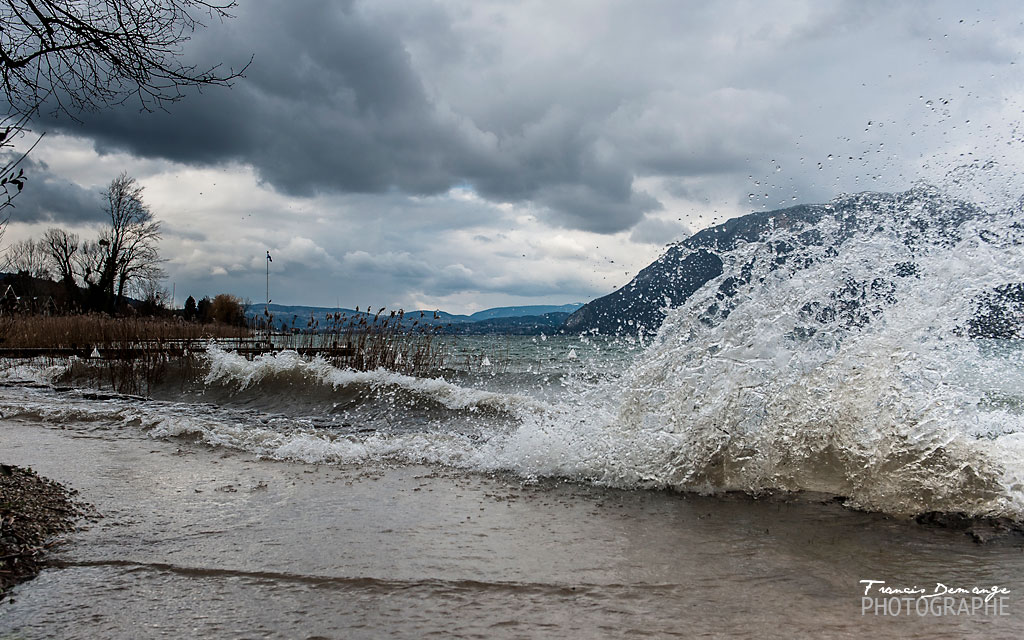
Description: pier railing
0,340,355,360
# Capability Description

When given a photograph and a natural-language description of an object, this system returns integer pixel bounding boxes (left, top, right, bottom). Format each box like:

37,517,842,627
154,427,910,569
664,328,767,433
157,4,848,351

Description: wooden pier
0,345,355,360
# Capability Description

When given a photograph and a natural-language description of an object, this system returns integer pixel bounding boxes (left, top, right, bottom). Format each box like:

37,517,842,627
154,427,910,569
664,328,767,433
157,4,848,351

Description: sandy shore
2,416,1024,638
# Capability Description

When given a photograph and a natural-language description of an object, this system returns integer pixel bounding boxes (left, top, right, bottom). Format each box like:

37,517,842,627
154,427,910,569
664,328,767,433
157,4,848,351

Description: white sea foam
175,189,1018,519
515,189,1024,517
201,345,548,414
3,191,1022,519
0,358,71,385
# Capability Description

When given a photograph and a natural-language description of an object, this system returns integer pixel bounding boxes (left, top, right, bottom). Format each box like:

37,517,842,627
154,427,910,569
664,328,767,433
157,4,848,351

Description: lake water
3,189,1024,637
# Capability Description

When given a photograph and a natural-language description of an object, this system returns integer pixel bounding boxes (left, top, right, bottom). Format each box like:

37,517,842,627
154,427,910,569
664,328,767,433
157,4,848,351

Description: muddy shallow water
1,416,1022,639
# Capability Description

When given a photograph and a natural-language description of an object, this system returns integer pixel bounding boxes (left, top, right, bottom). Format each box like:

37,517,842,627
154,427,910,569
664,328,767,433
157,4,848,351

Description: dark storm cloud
537,184,660,234
2,155,103,225
33,0,667,234
28,0,1024,244
37,1,464,191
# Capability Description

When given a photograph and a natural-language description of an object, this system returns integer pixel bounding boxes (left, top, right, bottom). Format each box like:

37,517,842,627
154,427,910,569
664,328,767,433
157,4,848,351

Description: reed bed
266,307,450,375
1,308,509,396
0,313,249,348
0,313,251,395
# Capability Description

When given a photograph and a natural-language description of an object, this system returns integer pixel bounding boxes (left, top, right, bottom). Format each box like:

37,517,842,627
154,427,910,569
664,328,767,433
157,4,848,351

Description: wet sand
1,417,1023,639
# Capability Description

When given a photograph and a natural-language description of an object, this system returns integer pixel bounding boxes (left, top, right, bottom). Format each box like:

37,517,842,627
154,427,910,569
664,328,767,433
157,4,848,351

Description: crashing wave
581,189,1024,516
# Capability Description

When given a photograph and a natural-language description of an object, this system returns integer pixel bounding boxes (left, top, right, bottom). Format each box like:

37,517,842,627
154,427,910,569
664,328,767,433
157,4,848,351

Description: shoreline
0,464,87,602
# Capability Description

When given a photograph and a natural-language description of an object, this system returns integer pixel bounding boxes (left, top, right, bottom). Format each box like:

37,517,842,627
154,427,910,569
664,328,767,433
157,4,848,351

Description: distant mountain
468,303,582,321
563,188,1007,335
448,312,573,335
563,203,823,335
245,302,582,333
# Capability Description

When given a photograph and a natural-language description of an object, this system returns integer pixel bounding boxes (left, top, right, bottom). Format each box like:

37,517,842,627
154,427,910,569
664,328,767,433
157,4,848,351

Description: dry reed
0,313,251,395
0,313,249,348
0,307,494,396
263,307,450,375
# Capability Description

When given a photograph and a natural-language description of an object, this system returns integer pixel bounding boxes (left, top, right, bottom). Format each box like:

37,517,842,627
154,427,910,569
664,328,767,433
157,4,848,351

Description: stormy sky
5,0,1023,312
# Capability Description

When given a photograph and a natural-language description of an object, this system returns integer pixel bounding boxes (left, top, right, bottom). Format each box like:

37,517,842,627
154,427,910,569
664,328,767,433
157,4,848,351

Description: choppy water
10,190,1024,518
3,187,1024,636
2,406,1024,639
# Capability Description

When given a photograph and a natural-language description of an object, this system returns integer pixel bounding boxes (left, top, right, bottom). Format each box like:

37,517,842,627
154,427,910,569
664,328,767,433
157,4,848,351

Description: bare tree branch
0,1,246,250
0,112,44,227
4,236,50,277
1,0,250,119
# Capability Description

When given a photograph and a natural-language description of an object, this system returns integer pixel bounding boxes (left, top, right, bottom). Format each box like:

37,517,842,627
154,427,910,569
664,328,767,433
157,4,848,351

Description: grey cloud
629,216,691,246
164,225,207,242
41,0,465,193
340,250,433,279
338,190,508,233
34,0,668,235
25,0,1024,253
473,273,607,299
426,263,477,295
537,184,660,234
3,156,104,225
603,88,792,177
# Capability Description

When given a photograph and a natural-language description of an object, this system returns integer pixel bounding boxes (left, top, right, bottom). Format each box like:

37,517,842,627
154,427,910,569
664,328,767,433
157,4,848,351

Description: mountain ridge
562,188,1013,336
245,302,583,333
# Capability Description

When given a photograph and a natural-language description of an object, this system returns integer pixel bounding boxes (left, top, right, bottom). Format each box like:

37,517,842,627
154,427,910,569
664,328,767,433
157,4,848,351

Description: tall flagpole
265,250,271,340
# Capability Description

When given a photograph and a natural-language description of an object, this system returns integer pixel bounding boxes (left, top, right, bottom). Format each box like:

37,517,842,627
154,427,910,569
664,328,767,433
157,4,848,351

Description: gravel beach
0,464,86,601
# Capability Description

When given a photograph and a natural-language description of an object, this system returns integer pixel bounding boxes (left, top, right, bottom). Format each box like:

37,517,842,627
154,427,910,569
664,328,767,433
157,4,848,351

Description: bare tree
92,173,163,311
42,226,79,299
0,0,248,118
138,277,170,310
4,237,50,277
114,226,165,306
74,236,103,289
